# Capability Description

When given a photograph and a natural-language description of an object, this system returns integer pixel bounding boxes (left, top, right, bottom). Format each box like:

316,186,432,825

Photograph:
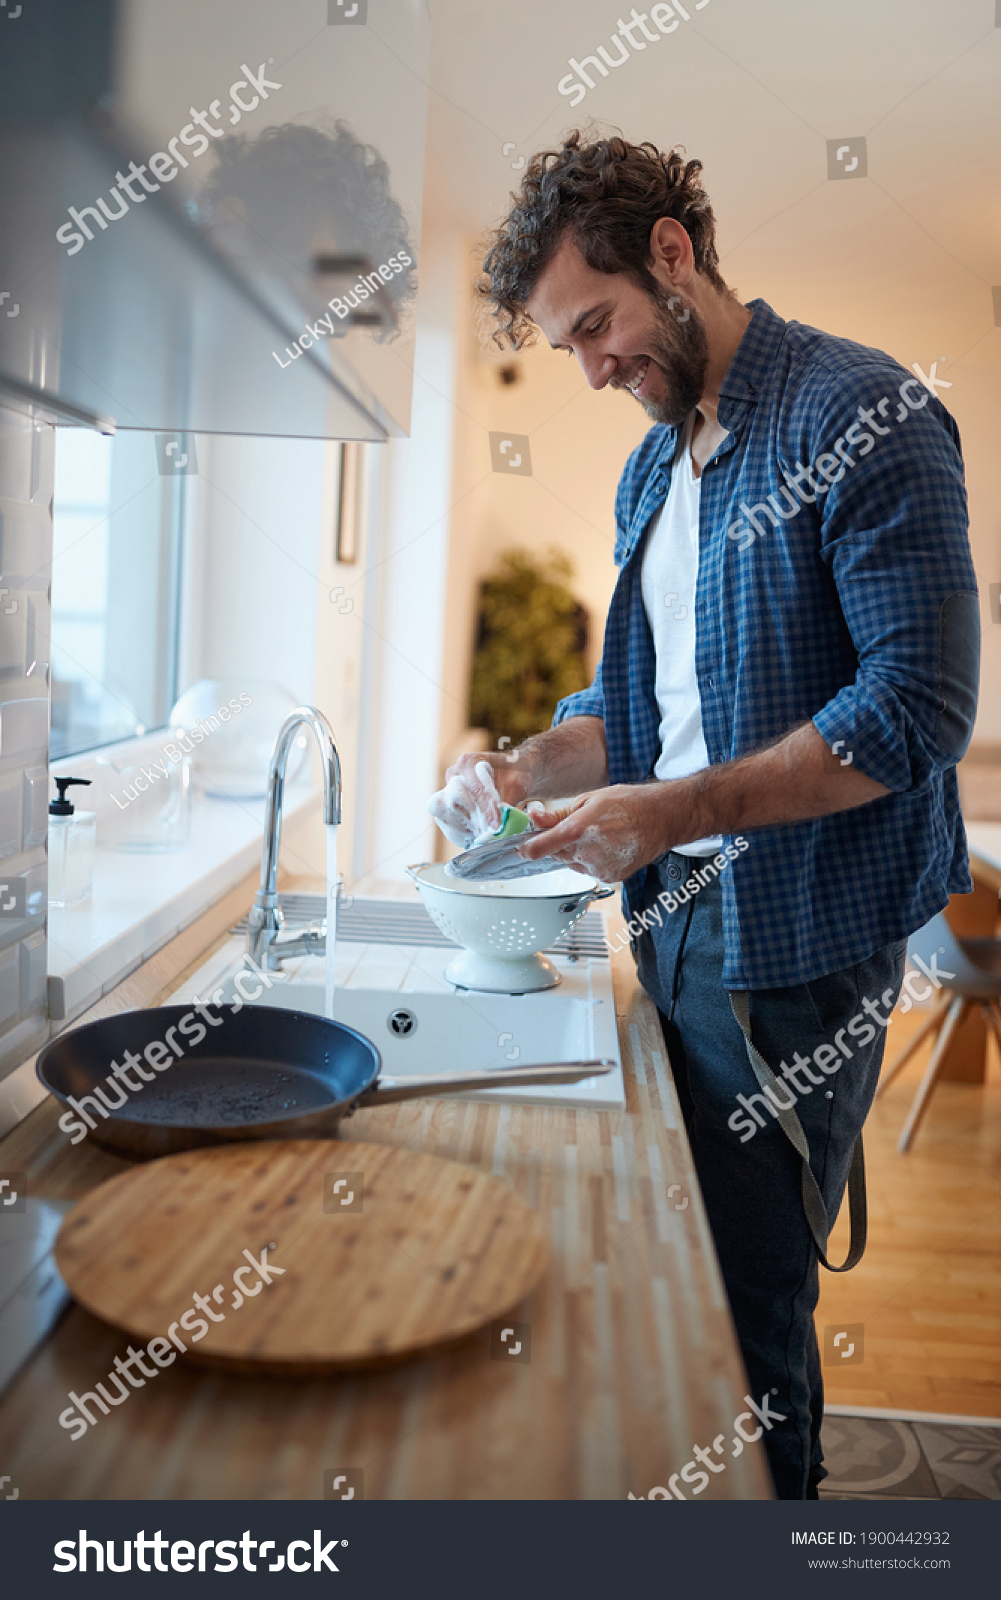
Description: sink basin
179,921,625,1111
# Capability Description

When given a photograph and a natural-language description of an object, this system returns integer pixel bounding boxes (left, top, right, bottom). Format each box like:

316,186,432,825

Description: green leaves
469,548,589,745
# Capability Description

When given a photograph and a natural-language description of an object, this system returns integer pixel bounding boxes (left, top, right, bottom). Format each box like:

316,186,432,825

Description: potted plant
469,548,589,749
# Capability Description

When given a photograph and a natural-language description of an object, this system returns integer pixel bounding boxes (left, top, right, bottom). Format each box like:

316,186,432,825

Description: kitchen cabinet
0,0,429,441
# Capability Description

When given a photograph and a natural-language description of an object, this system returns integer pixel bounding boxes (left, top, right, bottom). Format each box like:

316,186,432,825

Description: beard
630,284,710,429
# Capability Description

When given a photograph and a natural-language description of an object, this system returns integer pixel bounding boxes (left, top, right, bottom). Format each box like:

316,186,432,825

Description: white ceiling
421,0,1001,362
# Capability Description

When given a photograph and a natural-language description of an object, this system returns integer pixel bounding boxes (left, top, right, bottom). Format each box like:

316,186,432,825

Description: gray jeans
634,850,906,1500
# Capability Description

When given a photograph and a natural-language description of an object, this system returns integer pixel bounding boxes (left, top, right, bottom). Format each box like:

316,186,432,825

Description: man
430,134,979,1499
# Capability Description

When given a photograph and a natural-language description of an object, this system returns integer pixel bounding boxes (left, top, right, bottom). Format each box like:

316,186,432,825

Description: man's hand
429,753,530,848
516,722,889,883
446,750,531,809
517,785,676,882
428,719,608,849
428,723,607,857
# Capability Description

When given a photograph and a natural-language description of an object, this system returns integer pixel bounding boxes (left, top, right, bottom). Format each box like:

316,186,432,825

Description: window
50,429,183,759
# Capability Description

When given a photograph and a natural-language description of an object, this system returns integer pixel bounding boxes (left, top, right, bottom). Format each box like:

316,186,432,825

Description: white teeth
627,358,649,394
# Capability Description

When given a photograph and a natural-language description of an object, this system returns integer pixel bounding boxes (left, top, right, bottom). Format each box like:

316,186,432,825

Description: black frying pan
36,1004,612,1160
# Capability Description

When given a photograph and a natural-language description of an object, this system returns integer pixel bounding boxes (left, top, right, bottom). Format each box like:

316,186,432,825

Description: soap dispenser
48,777,96,908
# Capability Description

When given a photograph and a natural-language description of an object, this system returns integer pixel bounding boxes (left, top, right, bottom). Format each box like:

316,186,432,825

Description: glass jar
97,752,192,852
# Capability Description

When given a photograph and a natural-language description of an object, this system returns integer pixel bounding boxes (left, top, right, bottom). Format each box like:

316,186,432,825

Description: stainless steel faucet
247,706,342,971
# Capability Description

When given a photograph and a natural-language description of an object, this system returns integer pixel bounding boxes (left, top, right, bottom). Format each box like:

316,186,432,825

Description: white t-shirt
640,410,722,858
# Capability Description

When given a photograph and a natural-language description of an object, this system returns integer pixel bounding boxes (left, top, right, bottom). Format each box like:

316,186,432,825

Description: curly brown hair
477,131,732,349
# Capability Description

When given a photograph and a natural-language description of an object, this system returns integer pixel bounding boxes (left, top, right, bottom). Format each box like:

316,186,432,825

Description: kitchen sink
176,906,625,1111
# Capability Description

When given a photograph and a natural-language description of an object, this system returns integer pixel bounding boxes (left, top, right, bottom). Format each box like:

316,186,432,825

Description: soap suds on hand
429,762,503,847
469,763,503,845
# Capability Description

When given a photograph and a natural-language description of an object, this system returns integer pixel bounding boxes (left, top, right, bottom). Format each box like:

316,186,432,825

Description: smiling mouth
624,356,651,396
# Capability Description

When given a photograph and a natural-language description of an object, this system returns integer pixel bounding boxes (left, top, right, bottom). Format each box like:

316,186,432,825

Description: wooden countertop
0,876,770,1500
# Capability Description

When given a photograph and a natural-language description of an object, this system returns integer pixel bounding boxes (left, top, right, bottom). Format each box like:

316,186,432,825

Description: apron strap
729,990,867,1273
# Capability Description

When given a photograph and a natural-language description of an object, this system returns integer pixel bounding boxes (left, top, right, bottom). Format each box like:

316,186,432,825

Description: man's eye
587,320,608,337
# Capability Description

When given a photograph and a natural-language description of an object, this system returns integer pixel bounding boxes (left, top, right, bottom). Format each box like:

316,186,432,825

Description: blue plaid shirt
554,298,980,989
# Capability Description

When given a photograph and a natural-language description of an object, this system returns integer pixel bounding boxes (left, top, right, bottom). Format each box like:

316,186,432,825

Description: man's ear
648,216,692,283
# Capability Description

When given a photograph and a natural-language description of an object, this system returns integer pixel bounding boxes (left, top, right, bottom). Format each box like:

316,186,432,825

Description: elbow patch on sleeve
936,591,980,759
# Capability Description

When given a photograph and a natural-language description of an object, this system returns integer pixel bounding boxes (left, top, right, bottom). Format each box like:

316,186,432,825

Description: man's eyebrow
550,301,611,348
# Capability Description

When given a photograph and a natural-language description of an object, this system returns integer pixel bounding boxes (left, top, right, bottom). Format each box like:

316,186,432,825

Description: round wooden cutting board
55,1141,548,1372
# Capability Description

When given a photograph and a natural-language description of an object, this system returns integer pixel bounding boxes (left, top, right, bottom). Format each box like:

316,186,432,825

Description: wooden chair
877,911,1001,1152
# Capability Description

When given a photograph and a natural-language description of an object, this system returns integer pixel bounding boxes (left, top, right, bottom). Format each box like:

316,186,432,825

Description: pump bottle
48,777,96,908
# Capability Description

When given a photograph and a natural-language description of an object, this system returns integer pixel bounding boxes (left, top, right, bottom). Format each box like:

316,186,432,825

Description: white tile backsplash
0,772,19,857
22,763,47,847
0,696,48,760
0,945,17,1028
0,406,52,1077
19,929,45,1013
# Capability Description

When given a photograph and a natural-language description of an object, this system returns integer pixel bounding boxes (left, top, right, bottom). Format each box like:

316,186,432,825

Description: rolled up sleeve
809,369,980,793
554,659,605,728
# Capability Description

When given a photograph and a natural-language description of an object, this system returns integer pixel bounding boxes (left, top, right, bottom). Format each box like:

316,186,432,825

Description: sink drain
387,1007,418,1038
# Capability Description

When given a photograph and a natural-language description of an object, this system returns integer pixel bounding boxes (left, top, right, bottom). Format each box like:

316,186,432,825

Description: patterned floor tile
912,1424,1001,1500
820,1417,940,1498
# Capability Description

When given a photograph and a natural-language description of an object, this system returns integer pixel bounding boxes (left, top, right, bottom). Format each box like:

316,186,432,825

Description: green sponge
492,804,532,839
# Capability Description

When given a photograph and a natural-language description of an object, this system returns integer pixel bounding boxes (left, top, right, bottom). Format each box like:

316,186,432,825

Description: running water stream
325,823,338,1020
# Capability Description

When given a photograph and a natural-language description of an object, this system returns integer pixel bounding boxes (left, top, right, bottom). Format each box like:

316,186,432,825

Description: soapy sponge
446,805,555,881
491,804,532,840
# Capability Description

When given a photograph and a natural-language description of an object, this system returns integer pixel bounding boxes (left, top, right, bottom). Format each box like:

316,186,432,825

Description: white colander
406,862,613,992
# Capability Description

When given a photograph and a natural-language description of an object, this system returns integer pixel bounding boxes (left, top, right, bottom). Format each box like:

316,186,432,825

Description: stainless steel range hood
0,0,429,441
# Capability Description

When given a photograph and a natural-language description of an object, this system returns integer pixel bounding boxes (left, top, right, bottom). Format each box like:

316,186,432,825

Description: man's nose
577,348,615,390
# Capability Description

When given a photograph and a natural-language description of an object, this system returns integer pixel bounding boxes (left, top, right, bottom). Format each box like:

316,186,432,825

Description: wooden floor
817,1002,1001,1418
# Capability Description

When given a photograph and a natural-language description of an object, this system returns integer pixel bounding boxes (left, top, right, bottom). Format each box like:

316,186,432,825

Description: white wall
352,226,466,887
178,429,347,883
179,431,323,702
